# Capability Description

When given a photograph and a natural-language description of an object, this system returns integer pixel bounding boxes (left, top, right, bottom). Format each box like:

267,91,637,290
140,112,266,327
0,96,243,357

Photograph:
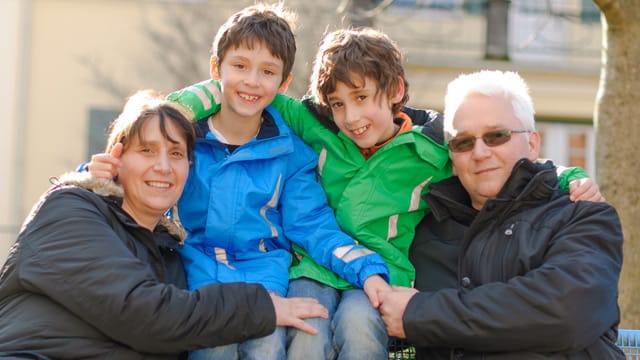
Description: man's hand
270,293,328,335
363,274,391,308
569,178,605,202
87,143,123,181
379,286,418,338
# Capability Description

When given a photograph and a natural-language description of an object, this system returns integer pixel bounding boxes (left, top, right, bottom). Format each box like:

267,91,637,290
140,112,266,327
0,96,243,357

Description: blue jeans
286,278,388,360
189,326,286,360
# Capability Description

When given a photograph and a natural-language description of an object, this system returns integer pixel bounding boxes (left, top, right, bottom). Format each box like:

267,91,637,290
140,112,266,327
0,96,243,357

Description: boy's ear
210,57,220,80
278,74,293,94
390,75,406,103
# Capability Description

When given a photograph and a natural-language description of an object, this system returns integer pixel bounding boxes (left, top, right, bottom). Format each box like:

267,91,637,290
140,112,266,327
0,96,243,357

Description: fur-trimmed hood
54,172,187,242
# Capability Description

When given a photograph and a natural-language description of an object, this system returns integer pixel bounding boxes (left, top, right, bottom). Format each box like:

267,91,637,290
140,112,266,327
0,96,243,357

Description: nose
470,138,492,159
153,154,172,174
344,105,360,125
243,70,259,87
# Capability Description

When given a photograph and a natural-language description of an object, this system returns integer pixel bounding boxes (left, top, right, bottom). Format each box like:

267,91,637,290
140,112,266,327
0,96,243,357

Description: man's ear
210,57,220,80
528,131,541,160
278,74,293,94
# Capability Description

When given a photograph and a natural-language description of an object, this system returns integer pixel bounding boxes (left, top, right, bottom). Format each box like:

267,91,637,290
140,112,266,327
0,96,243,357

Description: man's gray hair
443,70,536,140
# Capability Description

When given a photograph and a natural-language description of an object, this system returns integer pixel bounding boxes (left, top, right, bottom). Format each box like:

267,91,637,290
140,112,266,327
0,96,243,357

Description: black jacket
408,159,625,359
0,173,275,359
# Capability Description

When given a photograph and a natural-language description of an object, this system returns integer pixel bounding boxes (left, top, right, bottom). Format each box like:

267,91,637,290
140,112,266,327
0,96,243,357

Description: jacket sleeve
166,79,222,121
280,140,390,288
270,94,327,138
555,164,590,191
17,189,275,353
403,202,623,353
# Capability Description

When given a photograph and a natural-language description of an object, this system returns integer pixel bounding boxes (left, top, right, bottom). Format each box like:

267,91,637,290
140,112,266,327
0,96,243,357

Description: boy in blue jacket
87,4,390,360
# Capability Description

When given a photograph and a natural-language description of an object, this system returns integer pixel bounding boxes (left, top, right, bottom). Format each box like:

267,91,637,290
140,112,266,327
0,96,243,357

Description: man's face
449,93,540,209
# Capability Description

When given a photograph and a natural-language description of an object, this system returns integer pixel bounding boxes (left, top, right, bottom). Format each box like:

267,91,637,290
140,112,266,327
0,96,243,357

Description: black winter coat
0,173,275,359
407,159,624,359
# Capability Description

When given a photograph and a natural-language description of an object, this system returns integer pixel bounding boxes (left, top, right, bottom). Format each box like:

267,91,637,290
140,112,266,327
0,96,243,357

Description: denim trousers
286,278,388,360
189,326,286,360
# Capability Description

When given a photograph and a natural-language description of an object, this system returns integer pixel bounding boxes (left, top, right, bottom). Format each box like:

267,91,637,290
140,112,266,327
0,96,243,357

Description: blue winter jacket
177,106,389,296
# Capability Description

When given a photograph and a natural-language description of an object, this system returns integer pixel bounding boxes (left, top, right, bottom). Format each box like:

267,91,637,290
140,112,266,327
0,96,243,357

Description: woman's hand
270,293,328,335
87,143,123,181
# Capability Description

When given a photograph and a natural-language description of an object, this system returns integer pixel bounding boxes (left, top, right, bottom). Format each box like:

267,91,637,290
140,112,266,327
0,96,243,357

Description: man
379,70,624,359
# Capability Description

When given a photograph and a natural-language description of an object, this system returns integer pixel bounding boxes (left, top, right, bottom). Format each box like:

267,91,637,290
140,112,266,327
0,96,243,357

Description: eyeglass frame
447,129,532,153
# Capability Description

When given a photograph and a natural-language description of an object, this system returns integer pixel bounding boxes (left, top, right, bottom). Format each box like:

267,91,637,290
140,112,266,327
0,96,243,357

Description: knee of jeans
241,329,286,359
287,328,334,360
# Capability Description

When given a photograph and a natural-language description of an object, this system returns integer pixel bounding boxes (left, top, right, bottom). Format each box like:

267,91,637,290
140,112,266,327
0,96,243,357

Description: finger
568,182,585,201
110,142,124,158
294,301,328,319
293,319,318,335
368,291,380,309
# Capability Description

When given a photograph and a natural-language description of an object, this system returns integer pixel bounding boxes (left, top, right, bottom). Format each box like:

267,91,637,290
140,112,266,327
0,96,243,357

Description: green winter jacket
271,95,453,288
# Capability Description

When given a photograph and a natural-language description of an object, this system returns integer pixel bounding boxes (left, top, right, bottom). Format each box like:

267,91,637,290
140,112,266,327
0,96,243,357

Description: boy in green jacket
168,28,601,360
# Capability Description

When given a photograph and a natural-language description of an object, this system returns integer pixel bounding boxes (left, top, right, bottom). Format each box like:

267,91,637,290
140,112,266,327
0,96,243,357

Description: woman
0,90,326,359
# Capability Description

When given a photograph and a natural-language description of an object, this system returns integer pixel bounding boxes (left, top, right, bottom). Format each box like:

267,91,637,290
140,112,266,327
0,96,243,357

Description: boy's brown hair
211,2,297,84
310,27,410,116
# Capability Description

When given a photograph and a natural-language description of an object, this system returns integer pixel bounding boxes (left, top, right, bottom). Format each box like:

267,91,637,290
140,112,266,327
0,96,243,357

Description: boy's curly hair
310,27,410,116
211,2,297,84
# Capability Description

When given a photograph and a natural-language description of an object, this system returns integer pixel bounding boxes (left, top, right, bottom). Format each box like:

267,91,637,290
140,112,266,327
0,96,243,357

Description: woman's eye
171,151,185,159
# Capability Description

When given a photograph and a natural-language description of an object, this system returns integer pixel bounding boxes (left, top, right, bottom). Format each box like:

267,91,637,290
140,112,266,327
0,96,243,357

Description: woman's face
118,115,190,230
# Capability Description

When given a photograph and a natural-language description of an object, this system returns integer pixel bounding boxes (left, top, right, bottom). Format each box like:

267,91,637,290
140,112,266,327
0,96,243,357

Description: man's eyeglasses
448,129,531,153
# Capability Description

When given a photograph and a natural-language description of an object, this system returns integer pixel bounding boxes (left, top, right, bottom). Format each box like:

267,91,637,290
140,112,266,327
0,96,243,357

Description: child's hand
88,143,123,181
270,293,328,335
363,275,391,309
569,178,606,203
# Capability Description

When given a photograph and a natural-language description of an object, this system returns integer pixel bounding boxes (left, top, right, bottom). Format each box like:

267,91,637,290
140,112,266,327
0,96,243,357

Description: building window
536,121,595,178
581,0,600,22
569,133,587,169
87,108,119,160
463,0,485,14
392,0,461,10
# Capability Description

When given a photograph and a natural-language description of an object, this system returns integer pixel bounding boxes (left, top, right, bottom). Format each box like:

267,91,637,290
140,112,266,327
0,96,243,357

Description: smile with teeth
239,93,259,101
351,125,370,135
147,181,171,189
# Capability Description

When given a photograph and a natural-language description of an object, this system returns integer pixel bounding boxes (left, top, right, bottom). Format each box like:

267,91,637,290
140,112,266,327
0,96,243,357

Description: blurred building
0,0,602,261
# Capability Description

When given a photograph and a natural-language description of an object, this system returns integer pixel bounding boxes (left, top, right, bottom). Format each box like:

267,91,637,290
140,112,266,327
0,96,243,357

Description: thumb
110,142,124,159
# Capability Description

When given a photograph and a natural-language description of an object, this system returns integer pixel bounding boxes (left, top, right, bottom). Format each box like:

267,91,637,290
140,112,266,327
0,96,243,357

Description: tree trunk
485,0,510,61
592,0,640,328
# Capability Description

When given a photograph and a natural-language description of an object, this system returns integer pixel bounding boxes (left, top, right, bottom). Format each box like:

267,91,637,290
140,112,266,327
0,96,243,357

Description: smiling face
212,42,291,124
118,116,190,230
327,75,404,149
450,93,540,210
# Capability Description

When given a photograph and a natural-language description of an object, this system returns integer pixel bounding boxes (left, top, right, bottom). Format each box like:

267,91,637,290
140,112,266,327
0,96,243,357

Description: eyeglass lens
448,129,514,153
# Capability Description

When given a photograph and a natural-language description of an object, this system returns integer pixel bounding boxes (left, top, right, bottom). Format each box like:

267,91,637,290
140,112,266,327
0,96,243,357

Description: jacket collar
426,158,558,225
53,172,186,242
194,105,281,141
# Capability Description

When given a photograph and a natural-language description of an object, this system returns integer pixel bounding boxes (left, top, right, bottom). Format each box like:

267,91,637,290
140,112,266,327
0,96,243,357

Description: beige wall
405,63,599,120
0,0,26,261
